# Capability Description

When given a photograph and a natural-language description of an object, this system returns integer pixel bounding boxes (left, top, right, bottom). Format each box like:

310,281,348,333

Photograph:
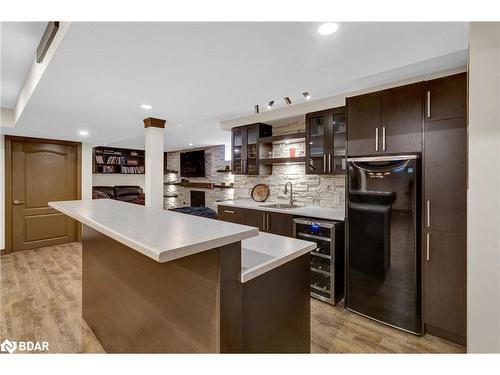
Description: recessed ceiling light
302,92,311,100
79,130,89,137
285,140,290,144
267,100,275,109
178,124,183,127
317,22,339,36
188,143,193,146
141,104,152,110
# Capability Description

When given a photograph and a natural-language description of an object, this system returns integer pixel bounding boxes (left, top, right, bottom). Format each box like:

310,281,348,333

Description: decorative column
143,117,166,208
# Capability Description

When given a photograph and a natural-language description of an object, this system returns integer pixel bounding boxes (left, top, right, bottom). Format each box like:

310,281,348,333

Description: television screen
180,150,205,177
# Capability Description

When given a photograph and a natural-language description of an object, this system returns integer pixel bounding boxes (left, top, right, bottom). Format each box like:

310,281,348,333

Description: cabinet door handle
223,210,235,214
426,232,430,261
262,213,266,231
426,200,431,228
328,154,332,173
323,155,327,173
382,126,386,151
375,128,379,151
426,91,431,118
266,213,270,232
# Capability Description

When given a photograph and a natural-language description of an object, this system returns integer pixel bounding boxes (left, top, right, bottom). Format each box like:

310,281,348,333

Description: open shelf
93,146,145,174
259,156,306,165
260,132,306,144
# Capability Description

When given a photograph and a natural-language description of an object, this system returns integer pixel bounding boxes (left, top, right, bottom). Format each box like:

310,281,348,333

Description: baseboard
425,324,466,346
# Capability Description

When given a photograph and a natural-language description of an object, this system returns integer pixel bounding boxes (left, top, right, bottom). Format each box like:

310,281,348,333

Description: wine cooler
293,218,345,305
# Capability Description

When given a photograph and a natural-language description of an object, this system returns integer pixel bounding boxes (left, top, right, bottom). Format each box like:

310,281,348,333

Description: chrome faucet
284,182,295,206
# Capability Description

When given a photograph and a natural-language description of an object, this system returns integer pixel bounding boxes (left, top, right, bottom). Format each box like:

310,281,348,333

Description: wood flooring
0,243,465,354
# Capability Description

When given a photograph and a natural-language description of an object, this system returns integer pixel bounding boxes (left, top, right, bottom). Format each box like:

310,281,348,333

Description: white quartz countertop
241,232,316,283
49,199,258,263
216,200,345,221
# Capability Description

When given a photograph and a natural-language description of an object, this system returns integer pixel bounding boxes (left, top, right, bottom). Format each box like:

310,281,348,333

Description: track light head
302,92,311,100
254,104,260,114
267,100,275,109
284,97,292,105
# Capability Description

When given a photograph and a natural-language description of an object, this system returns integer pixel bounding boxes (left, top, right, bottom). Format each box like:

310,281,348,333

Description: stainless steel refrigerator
346,155,421,334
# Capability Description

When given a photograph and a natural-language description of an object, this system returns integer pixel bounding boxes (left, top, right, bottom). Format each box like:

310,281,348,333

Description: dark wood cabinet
423,72,467,345
346,92,380,157
267,211,294,237
217,206,246,225
424,73,467,122
305,107,346,175
231,124,272,175
381,82,423,154
424,231,466,344
347,82,422,156
424,118,467,233
218,206,294,237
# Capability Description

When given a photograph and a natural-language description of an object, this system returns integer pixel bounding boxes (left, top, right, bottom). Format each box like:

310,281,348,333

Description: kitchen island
49,199,315,353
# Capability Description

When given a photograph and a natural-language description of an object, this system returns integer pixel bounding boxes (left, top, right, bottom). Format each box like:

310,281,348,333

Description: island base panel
82,225,241,353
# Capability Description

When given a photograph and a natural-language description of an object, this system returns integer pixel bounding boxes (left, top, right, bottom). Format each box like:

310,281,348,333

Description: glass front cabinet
231,123,272,175
305,107,346,175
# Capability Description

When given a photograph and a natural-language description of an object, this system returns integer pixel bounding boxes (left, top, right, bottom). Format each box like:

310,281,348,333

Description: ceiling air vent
36,21,59,63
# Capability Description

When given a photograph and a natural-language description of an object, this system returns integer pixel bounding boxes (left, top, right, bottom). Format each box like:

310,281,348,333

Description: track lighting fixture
302,92,311,100
254,104,260,114
284,97,292,105
267,100,275,109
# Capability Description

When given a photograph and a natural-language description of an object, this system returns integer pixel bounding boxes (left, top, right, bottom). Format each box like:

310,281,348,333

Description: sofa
92,185,144,205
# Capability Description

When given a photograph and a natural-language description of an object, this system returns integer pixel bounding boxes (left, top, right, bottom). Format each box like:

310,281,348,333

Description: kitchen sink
259,203,299,209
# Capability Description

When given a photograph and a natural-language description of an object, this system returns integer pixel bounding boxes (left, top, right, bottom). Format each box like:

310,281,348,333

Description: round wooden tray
249,184,270,202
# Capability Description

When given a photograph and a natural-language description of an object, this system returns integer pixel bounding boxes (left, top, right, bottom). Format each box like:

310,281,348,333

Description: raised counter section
241,232,316,282
49,199,258,263
215,199,345,221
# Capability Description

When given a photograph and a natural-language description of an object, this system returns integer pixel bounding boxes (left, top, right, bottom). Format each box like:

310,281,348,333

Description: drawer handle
224,210,235,214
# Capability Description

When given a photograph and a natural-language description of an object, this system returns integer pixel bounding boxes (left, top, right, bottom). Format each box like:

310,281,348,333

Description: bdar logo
1,339,17,353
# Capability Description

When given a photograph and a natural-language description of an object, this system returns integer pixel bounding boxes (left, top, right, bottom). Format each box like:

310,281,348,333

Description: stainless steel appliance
346,155,421,334
294,218,344,305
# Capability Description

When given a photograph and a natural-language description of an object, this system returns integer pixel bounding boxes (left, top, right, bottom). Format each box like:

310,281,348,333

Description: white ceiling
2,22,469,151
1,22,47,108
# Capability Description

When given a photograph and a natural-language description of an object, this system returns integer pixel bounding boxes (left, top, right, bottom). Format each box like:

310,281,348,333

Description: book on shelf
121,166,145,174
95,155,121,164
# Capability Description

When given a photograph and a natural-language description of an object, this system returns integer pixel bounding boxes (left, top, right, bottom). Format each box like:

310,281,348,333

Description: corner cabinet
231,123,272,175
346,82,423,156
305,107,346,175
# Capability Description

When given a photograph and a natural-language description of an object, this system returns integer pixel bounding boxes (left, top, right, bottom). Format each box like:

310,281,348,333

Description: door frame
3,135,82,254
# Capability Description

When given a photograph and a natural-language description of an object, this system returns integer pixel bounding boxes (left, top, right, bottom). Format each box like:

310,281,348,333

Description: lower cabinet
424,230,466,345
218,206,294,237
217,206,246,225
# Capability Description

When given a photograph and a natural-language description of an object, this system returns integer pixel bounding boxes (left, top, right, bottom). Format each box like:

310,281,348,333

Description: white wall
81,143,93,200
0,135,5,250
468,22,500,353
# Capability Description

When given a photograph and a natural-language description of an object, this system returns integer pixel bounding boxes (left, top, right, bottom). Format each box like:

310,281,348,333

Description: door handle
426,232,430,261
328,154,332,173
426,91,431,118
375,128,379,151
426,200,431,228
323,155,327,173
382,126,386,151
13,200,25,206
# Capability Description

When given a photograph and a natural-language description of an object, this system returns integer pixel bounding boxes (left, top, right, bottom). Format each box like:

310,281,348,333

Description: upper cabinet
231,123,272,175
305,106,346,175
347,82,423,156
424,72,467,122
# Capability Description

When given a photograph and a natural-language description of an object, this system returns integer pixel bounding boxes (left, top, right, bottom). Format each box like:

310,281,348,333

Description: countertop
241,232,316,283
215,200,345,221
49,199,258,263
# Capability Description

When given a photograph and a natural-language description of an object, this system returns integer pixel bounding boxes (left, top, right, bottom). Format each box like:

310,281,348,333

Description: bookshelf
93,146,145,174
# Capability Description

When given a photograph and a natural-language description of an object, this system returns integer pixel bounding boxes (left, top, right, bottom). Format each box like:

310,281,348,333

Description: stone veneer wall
164,119,346,211
164,145,234,210
235,119,346,209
